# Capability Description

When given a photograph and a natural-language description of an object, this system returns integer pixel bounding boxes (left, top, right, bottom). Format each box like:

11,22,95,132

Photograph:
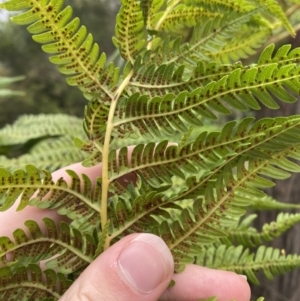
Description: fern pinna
1,0,300,299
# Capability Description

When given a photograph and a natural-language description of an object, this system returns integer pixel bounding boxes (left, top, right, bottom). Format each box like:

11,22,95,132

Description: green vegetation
1,0,300,299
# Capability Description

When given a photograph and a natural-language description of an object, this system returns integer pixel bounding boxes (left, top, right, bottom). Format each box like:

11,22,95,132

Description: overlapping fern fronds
0,264,72,300
0,218,94,273
195,244,300,284
1,0,300,299
0,114,88,172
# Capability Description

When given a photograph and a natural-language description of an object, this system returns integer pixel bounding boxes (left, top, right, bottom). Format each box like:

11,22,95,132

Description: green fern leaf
113,0,147,63
126,43,300,98
182,0,254,13
0,264,71,300
227,213,300,247
108,116,300,183
250,195,300,210
0,165,100,232
207,27,271,63
108,61,300,142
195,245,300,284
255,0,295,36
0,114,84,146
150,4,220,32
0,136,87,172
81,43,300,150
156,142,300,270
0,218,94,273
0,0,118,102
153,9,261,66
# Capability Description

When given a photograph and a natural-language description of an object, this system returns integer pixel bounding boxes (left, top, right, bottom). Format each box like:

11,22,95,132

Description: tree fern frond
227,213,300,247
250,195,300,211
254,0,295,36
0,165,100,231
103,116,300,242
0,0,118,102
1,0,300,298
109,61,300,141
207,27,271,63
195,245,300,284
80,116,300,188
0,136,88,172
154,141,300,271
113,0,147,63
153,9,261,66
0,218,94,273
107,190,166,241
0,114,84,147
182,0,254,13
150,4,220,32
126,43,300,98
0,264,71,300
80,43,300,149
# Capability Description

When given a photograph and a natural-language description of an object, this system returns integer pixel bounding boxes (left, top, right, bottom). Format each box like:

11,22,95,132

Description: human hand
0,163,251,301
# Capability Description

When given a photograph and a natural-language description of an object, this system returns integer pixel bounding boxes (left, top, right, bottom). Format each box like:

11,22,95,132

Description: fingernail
239,274,247,280
118,234,174,294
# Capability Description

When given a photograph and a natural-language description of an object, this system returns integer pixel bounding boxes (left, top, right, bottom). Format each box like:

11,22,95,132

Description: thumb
59,233,174,301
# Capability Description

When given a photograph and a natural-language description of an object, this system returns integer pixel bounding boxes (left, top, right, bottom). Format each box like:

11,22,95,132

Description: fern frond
155,141,300,270
182,0,254,13
76,116,300,192
207,27,271,63
126,43,300,98
107,137,300,268
254,0,295,36
0,0,118,101
0,136,87,172
123,113,300,184
0,165,100,231
150,4,220,32
110,61,300,141
195,245,300,284
227,213,300,247
113,0,147,63
0,114,84,146
0,218,94,273
153,9,261,66
250,195,300,211
80,43,300,150
0,264,71,300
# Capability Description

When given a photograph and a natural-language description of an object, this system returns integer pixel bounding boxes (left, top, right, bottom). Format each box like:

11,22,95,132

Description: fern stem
101,70,134,250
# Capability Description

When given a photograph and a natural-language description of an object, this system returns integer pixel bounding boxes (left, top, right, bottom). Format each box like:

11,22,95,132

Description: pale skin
0,162,251,301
